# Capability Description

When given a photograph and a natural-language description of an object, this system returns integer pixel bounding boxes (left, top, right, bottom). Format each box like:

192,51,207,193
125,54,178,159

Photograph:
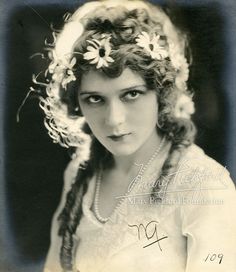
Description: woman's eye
124,90,142,100
86,95,102,104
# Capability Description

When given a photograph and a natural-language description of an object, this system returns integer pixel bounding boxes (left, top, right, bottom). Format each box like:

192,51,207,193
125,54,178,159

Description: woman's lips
107,133,131,141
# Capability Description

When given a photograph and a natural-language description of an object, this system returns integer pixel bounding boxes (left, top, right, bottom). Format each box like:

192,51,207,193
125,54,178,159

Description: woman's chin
104,144,138,157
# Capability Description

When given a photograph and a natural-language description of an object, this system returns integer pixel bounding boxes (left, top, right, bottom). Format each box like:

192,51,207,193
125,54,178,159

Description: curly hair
41,1,197,271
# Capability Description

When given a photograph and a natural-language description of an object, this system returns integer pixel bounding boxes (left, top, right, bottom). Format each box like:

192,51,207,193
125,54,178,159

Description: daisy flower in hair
83,36,114,69
136,31,169,60
49,51,77,89
61,58,77,89
174,93,195,119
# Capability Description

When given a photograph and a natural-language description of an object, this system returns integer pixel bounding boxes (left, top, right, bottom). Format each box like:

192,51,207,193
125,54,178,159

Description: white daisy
61,69,76,89
83,37,114,69
51,56,77,89
61,57,76,88
174,94,195,119
136,31,169,60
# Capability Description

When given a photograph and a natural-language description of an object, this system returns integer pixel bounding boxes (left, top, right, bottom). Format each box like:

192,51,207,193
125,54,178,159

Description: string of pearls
94,136,166,223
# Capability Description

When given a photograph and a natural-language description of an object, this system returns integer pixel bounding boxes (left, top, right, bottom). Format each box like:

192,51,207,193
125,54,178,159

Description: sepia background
0,0,236,271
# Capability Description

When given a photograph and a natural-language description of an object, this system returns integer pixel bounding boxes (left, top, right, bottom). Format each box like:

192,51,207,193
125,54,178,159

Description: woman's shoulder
172,144,235,193
175,146,236,272
180,144,233,180
181,144,225,170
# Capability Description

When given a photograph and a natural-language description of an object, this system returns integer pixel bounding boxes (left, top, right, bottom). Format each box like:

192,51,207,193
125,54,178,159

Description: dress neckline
81,139,174,226
82,171,144,227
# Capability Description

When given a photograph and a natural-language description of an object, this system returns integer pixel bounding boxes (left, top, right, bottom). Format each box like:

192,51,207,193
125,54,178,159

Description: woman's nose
105,100,126,127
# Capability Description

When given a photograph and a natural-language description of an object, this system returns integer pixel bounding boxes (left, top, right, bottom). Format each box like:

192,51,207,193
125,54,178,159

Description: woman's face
78,68,158,157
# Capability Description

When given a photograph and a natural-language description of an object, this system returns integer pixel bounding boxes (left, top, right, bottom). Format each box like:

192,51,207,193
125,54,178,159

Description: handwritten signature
128,220,168,250
126,158,228,196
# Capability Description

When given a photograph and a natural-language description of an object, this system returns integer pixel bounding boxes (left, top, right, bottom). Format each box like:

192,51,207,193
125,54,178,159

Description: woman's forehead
80,68,146,93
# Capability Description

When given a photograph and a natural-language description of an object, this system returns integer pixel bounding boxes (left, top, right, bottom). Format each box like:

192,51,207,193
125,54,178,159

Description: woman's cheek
81,108,103,134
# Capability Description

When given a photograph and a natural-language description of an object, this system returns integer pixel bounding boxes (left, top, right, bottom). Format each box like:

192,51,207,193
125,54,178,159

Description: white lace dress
44,145,236,272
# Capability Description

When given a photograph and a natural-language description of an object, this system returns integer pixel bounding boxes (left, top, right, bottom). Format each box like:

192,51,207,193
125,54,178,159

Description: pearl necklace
94,137,166,223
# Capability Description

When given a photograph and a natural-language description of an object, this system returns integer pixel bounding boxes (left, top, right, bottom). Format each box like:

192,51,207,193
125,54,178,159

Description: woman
33,0,236,271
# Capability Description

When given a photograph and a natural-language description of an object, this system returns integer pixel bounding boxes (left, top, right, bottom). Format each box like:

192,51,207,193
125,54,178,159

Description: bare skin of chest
92,170,132,218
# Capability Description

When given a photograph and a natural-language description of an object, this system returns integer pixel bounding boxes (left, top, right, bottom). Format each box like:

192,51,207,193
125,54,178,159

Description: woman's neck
112,130,165,176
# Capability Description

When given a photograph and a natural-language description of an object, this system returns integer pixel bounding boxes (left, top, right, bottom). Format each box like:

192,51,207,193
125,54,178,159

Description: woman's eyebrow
79,85,147,95
79,91,101,95
120,85,147,92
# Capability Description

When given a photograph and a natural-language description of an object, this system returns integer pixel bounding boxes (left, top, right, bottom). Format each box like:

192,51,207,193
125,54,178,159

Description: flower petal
152,34,160,44
83,51,98,60
106,56,114,63
70,57,76,67
96,58,104,69
90,56,100,64
150,52,161,60
87,46,97,52
103,60,109,67
87,39,100,48
141,31,150,41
